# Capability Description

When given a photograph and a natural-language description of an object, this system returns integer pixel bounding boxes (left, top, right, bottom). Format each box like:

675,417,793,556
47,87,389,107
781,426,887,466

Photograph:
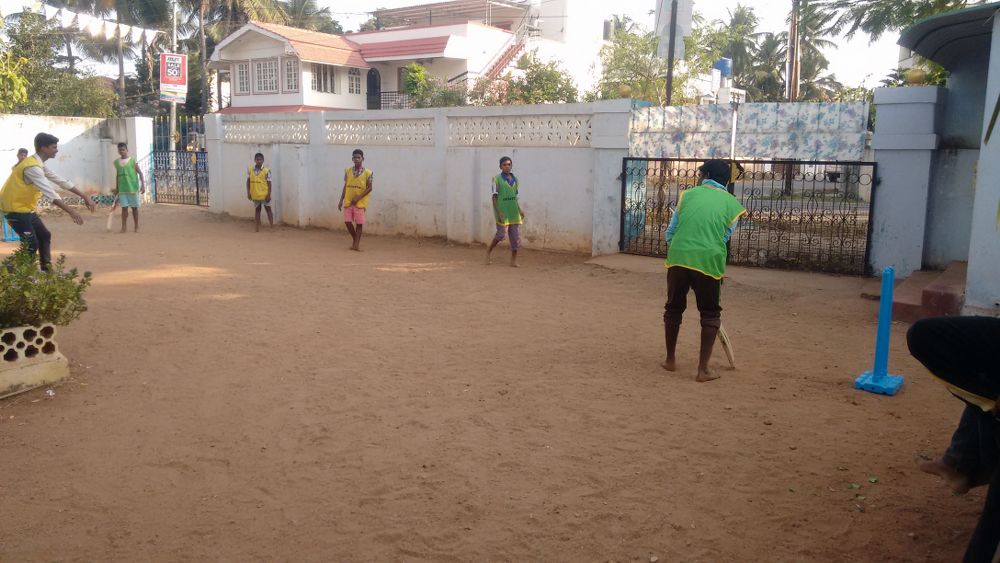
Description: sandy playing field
0,204,986,561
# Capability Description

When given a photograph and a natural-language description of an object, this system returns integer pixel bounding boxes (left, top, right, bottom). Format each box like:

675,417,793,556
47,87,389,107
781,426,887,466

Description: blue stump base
855,370,905,396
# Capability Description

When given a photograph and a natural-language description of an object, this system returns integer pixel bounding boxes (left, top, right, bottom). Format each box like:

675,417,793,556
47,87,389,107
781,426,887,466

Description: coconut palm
281,0,342,34
718,4,761,86
798,50,842,100
747,32,786,102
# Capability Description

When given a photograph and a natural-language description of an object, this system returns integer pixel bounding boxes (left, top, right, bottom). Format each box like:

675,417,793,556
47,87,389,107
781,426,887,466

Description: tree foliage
401,62,466,108
594,24,683,106
813,0,983,40
3,10,117,116
469,50,578,106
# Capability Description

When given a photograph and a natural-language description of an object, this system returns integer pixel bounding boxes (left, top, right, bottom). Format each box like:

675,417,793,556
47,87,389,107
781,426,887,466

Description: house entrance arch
367,69,381,110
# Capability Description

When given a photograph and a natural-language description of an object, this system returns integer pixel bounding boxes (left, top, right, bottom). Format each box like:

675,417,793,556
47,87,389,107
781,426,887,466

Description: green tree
719,4,761,85
0,41,29,111
814,0,985,40
469,51,578,105
282,0,343,33
747,32,786,102
594,22,682,105
506,51,577,104
401,62,466,108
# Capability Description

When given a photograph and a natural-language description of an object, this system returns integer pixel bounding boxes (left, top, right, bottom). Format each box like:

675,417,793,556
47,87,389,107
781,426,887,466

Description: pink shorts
343,206,366,225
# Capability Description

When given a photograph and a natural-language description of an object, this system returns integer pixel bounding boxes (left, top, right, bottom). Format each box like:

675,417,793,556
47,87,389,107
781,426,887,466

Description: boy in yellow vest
661,159,746,382
246,152,273,232
338,149,373,251
0,132,95,270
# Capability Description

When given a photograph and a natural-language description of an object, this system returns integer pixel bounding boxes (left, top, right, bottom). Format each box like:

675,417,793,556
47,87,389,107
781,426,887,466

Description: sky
321,0,903,88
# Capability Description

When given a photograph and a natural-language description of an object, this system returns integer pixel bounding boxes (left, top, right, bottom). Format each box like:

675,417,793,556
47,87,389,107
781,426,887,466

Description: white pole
169,0,177,151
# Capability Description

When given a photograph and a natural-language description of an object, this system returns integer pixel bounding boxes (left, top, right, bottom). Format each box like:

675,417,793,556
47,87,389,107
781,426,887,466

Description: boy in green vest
662,159,746,382
113,142,146,233
486,156,525,267
0,132,95,271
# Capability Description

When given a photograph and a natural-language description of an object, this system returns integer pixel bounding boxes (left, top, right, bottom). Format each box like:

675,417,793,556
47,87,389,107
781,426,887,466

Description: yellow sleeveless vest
248,166,270,200
0,156,44,213
343,167,372,209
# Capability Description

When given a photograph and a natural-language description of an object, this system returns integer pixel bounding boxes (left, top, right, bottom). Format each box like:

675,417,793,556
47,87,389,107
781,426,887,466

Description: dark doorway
367,68,381,110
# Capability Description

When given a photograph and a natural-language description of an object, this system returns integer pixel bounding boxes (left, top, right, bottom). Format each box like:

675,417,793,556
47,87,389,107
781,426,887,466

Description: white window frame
311,63,338,94
234,61,250,96
348,68,362,94
283,58,299,93
253,58,279,94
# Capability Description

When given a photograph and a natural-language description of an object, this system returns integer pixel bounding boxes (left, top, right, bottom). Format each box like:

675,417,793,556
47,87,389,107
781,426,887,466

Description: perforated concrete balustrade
0,324,70,399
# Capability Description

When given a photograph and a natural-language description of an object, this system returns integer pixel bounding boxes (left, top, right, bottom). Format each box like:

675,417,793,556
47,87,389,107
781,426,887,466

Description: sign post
159,53,188,104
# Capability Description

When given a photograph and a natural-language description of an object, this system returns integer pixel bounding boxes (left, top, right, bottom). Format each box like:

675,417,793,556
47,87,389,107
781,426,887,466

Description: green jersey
493,173,521,226
114,157,139,194
665,183,746,279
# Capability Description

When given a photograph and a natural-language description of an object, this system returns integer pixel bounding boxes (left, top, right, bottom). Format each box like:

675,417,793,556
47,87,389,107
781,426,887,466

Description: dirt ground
0,204,986,561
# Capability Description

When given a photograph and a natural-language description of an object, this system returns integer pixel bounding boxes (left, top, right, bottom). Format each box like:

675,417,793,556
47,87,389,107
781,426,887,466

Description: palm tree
282,0,342,34
719,4,760,86
203,0,287,42
747,32,786,102
798,50,842,100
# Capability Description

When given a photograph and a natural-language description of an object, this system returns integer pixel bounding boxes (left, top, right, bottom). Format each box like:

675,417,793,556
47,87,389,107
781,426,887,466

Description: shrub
0,241,92,328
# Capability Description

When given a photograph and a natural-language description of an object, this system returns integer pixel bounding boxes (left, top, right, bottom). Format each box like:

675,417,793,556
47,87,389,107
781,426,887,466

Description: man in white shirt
0,132,95,270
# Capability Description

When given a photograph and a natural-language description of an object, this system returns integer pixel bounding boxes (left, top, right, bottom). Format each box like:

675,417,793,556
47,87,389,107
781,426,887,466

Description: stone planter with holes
0,325,69,399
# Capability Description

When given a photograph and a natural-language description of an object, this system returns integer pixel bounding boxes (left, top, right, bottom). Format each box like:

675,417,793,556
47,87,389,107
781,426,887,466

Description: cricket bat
106,197,118,232
718,326,736,369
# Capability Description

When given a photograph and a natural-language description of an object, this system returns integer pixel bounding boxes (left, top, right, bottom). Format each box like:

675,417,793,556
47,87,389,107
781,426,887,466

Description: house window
348,68,362,94
311,63,337,93
254,59,278,94
284,58,299,92
234,62,250,95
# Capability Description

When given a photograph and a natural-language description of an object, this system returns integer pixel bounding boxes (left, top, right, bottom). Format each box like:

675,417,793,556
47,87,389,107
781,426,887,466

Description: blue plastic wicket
855,267,905,395
1,216,19,242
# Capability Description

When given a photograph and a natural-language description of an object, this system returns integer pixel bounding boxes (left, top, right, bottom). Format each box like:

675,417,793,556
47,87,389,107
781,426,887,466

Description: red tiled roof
251,22,369,68
359,36,451,60
215,105,354,114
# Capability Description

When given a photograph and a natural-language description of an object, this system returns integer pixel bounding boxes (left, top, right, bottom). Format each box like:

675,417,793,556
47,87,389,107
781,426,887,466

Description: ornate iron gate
151,151,209,206
151,115,209,206
620,158,878,275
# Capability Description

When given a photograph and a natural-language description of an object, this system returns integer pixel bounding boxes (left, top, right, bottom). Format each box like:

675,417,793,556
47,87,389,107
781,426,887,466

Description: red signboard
159,53,188,103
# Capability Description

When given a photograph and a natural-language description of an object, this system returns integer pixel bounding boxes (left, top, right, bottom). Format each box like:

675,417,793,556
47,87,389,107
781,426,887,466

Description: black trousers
907,316,1000,563
663,266,722,329
3,212,51,270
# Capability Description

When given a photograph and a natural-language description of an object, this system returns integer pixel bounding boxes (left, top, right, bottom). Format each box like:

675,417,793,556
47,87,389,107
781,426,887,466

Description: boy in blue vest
486,156,525,267
662,159,746,382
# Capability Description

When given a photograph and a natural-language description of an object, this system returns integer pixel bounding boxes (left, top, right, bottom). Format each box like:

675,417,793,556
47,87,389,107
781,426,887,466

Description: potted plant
0,242,92,399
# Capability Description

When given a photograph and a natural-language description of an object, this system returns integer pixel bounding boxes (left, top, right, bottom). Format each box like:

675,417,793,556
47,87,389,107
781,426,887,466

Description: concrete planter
0,325,70,399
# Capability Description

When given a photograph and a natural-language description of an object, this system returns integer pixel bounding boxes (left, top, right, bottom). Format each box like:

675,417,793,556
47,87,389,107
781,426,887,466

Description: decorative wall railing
621,157,877,275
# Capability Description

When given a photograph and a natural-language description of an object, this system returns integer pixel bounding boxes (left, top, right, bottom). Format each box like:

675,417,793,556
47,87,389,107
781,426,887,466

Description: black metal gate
151,151,209,206
620,158,877,275
151,115,209,206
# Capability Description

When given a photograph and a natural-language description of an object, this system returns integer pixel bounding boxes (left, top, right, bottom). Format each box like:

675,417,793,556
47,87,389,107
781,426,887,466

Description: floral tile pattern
630,102,869,160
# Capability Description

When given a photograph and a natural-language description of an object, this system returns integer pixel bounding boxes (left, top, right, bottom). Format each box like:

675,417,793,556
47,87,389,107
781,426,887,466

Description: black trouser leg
3,212,51,270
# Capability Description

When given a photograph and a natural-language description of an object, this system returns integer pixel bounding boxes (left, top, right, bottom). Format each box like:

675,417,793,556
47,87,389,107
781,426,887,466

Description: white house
210,0,620,112
210,22,371,113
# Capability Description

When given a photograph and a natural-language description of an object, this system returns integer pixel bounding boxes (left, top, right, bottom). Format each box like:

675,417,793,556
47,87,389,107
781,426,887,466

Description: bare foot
919,459,972,495
119,228,126,234
696,368,720,382
485,253,493,265
661,358,676,372
510,261,519,268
